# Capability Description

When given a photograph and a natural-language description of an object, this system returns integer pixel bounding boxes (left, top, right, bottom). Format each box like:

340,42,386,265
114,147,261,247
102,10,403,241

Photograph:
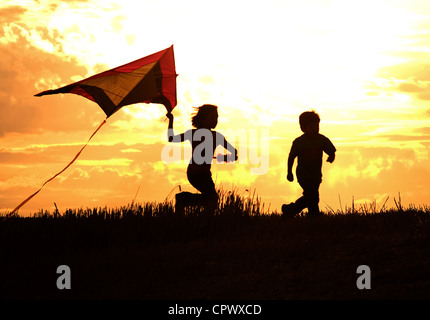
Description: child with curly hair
166,104,237,214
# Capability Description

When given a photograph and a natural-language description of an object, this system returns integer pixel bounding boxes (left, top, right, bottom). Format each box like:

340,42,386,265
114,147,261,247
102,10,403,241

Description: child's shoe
282,203,298,217
175,192,193,216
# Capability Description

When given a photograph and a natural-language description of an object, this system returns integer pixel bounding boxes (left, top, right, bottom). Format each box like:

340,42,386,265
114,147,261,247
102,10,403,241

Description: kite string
10,119,107,215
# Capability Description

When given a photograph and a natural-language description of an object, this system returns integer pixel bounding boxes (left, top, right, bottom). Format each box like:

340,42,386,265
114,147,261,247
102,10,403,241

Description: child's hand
326,154,335,163
233,150,238,162
216,153,236,163
287,172,294,182
216,154,226,162
166,112,174,121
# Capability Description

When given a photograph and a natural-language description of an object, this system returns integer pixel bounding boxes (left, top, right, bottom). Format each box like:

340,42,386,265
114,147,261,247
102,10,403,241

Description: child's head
191,104,218,129
299,110,320,135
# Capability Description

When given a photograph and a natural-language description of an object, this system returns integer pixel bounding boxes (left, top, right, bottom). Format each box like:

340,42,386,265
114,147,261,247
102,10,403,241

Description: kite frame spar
11,45,177,214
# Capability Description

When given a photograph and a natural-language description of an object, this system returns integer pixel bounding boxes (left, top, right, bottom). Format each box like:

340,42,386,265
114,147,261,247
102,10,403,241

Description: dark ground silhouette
1,202,430,300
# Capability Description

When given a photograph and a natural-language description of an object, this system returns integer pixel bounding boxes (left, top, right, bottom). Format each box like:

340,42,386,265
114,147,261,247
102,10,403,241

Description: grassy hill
1,190,430,300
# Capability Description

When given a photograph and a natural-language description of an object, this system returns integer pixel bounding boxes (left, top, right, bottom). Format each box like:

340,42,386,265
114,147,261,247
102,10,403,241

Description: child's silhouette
166,104,237,215
283,111,336,217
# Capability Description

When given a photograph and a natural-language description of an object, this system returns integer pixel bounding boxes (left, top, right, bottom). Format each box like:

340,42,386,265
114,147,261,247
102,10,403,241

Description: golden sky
1,0,430,215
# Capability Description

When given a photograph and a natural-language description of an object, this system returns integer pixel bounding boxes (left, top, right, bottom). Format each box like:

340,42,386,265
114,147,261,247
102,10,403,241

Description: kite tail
10,119,107,215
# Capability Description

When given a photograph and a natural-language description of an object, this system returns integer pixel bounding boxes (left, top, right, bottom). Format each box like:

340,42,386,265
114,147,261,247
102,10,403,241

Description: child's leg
305,186,320,216
187,172,218,214
298,179,321,216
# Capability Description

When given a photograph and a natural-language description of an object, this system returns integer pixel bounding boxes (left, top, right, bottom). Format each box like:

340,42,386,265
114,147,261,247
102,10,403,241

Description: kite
11,45,177,214
36,44,177,115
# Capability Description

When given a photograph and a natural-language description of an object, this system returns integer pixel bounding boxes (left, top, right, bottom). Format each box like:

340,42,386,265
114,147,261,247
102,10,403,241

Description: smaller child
283,111,336,217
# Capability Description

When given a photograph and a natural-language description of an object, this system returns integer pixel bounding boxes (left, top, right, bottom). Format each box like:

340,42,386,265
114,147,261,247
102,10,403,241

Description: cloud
0,5,26,24
318,144,430,208
370,60,430,103
0,28,104,135
0,139,181,214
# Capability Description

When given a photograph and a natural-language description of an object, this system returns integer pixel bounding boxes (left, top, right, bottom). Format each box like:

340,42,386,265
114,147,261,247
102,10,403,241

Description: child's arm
323,137,336,163
215,133,238,162
225,140,238,162
219,138,238,162
287,152,295,182
166,112,185,142
326,152,335,163
287,141,297,182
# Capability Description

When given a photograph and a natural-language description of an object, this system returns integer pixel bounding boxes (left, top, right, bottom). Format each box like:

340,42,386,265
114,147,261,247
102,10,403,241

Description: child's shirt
169,128,230,174
289,133,336,181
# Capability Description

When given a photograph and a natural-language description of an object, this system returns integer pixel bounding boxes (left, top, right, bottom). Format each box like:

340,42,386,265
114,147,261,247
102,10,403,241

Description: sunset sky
1,0,430,216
